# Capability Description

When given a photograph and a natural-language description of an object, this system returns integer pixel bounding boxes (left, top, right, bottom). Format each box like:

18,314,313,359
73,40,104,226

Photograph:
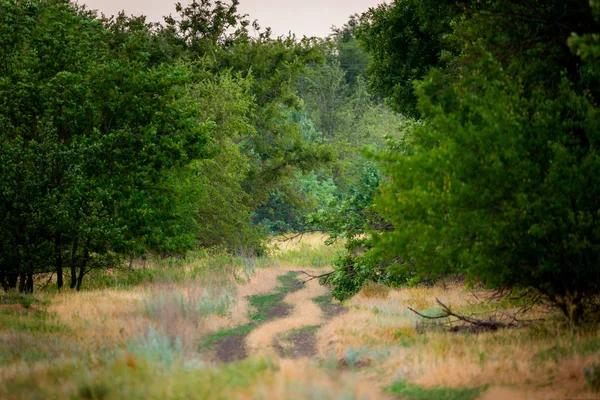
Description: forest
1,0,600,399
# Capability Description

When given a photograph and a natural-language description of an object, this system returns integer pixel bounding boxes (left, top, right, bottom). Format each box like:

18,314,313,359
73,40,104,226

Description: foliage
0,0,214,292
0,0,334,291
585,359,600,391
357,0,457,117
358,0,600,324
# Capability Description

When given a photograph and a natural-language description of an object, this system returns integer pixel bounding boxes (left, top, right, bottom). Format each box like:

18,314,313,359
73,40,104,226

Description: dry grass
316,281,600,399
269,232,333,254
4,233,600,399
268,232,344,268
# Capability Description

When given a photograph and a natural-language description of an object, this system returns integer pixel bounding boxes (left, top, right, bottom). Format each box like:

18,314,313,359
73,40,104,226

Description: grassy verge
388,381,486,400
0,234,387,400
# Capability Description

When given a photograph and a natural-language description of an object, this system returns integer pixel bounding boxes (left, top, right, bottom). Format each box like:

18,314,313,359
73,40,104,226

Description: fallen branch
408,298,520,331
299,270,334,284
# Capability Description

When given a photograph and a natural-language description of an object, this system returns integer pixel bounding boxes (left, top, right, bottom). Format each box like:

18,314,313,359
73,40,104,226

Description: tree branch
299,270,334,284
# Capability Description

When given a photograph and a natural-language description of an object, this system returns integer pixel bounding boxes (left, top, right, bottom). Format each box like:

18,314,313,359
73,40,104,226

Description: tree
0,0,212,291
367,0,600,324
357,0,457,117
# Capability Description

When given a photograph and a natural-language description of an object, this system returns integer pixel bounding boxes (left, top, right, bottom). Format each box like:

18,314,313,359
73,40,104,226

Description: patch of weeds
582,337,600,356
272,240,343,268
360,281,391,299
276,325,320,358
143,289,232,323
533,345,571,364
585,359,600,391
288,325,320,335
0,312,78,365
126,327,183,367
248,271,300,322
247,292,283,323
312,293,346,319
0,293,48,308
0,308,69,334
309,251,333,268
394,329,417,347
319,349,340,374
276,271,302,289
78,381,111,400
388,381,486,400
341,346,390,369
202,325,255,349
343,347,363,367
71,354,275,400
312,294,331,307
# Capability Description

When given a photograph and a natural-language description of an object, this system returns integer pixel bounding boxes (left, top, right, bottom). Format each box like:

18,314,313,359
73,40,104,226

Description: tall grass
269,233,344,268
0,233,398,400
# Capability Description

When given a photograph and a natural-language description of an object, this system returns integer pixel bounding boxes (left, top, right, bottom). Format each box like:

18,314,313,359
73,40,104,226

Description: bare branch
276,230,322,243
298,270,334,284
408,298,535,332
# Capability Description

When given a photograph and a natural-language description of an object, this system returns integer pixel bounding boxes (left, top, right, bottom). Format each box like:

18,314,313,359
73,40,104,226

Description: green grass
0,307,69,334
312,294,332,307
0,307,76,365
388,381,486,400
0,292,49,308
201,325,256,348
248,271,299,323
2,354,276,400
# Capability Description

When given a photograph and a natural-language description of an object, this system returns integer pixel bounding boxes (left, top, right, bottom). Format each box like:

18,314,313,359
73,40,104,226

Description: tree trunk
25,273,33,293
70,266,76,289
7,273,18,290
76,237,91,291
69,237,79,289
0,269,7,292
55,233,63,291
18,272,25,293
76,264,85,291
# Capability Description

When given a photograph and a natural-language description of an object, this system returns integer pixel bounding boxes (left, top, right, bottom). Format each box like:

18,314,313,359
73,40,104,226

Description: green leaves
364,0,600,323
0,1,214,290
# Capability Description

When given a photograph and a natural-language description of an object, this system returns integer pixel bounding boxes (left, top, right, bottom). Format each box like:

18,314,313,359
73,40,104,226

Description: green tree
368,0,600,324
357,0,456,117
0,0,212,291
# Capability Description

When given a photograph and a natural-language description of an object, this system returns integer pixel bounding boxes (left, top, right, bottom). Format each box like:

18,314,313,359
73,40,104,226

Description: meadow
1,233,599,400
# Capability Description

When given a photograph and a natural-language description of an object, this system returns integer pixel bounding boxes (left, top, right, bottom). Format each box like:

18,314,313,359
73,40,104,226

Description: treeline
0,0,399,292
323,0,600,325
0,0,326,291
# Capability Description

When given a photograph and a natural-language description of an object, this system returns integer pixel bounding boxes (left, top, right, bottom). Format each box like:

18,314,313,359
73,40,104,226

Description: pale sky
79,0,385,38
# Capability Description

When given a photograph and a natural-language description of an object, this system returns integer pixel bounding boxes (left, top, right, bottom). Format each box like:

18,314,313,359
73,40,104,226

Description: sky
79,0,385,38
